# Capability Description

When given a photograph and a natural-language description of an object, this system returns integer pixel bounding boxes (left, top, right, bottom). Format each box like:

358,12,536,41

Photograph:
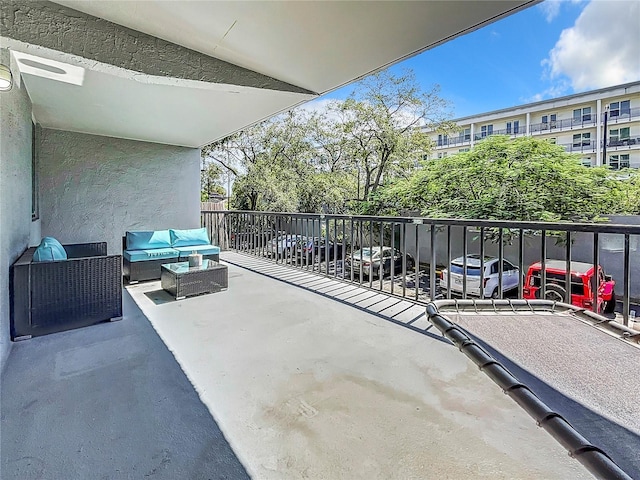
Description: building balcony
3,247,638,479
435,136,471,148
3,211,639,480
558,140,598,154
604,106,640,124
530,117,598,134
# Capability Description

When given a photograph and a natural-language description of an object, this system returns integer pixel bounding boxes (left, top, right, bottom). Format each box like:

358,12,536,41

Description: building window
609,100,631,118
514,120,520,134
541,114,556,130
549,137,557,144
609,154,630,170
461,127,471,141
437,134,443,146
573,107,592,123
458,148,470,153
480,125,493,138
506,122,511,134
581,158,592,167
32,123,39,220
573,132,591,147
609,127,630,144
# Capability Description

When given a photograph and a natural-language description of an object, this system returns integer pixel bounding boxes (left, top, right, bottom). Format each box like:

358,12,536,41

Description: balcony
558,139,598,154
2,210,639,480
435,136,471,148
606,136,640,151
530,116,598,133
2,249,638,479
605,106,640,124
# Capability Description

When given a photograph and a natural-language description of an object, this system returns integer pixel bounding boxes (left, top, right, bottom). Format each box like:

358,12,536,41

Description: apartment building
428,81,640,169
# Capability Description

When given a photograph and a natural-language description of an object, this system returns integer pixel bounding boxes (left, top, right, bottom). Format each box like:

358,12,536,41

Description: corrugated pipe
425,302,632,480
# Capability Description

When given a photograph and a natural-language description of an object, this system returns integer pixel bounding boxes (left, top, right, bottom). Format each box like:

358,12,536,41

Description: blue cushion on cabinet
32,237,68,262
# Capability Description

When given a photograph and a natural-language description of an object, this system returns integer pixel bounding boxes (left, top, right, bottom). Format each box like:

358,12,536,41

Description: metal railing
530,117,598,133
605,106,640,124
202,210,640,326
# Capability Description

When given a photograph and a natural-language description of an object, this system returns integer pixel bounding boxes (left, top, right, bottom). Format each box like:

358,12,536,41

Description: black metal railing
605,106,640,124
436,136,471,148
530,117,598,133
202,210,640,326
557,140,598,153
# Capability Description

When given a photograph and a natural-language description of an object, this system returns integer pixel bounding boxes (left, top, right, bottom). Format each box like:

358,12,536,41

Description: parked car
266,234,303,258
231,229,284,250
345,246,415,278
296,237,343,264
522,260,616,313
439,255,519,298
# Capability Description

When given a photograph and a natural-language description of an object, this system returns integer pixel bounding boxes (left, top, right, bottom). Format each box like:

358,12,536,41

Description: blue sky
317,0,640,119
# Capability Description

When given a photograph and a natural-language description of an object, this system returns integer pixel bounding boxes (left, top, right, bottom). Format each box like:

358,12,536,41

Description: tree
334,69,451,206
373,135,625,222
200,161,226,201
200,68,450,213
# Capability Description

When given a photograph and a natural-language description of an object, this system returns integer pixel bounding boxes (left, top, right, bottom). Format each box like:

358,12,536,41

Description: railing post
430,224,436,301
593,233,599,313
623,234,631,326
565,231,572,304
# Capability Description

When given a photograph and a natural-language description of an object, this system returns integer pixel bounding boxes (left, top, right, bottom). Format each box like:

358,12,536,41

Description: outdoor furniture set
122,228,220,283
123,228,227,299
10,227,226,341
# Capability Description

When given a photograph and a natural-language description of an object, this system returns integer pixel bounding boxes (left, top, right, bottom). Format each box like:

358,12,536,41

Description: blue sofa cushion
173,245,220,258
123,248,179,262
33,237,68,262
169,228,210,247
126,230,172,250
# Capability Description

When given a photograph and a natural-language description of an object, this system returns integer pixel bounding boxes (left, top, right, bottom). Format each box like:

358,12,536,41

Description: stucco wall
0,49,32,372
38,129,200,255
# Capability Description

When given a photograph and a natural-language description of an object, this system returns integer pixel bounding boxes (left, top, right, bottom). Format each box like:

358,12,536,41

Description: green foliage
202,68,450,213
200,162,226,201
375,135,625,222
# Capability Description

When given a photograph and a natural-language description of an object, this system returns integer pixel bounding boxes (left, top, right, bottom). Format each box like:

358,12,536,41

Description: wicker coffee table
161,260,228,300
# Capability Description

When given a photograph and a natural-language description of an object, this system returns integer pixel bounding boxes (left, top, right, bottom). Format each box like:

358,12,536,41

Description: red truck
523,260,616,314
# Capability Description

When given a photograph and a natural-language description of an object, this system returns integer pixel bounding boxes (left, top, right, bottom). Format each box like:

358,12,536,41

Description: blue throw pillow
32,237,68,262
169,228,210,247
126,230,172,250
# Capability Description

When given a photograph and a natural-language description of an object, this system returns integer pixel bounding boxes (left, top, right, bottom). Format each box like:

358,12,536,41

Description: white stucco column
470,123,475,148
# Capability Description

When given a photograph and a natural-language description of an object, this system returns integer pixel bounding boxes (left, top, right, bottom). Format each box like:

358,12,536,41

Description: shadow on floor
223,255,447,344
0,289,250,480
465,330,640,478
224,253,639,478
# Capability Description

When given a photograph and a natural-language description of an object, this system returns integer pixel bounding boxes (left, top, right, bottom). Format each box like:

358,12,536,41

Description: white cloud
294,98,337,116
543,0,640,91
539,0,562,22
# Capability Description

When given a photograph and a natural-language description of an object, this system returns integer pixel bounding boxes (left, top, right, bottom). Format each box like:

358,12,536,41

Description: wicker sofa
10,242,123,341
122,228,220,283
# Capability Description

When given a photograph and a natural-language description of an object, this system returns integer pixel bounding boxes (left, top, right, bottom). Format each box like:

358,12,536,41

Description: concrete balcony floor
2,252,635,479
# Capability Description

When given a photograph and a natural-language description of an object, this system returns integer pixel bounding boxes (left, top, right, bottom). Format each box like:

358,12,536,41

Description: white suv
439,255,519,298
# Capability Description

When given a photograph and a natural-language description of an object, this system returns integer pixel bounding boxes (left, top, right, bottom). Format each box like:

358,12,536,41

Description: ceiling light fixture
0,64,13,91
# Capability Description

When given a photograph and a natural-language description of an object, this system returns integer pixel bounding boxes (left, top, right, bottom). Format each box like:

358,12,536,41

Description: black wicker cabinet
10,242,123,340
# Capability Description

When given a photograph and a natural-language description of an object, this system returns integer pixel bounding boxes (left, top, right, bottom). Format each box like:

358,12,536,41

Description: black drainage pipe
425,303,632,480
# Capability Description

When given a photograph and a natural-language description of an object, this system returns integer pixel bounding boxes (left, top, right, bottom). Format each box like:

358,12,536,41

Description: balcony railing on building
202,210,640,327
